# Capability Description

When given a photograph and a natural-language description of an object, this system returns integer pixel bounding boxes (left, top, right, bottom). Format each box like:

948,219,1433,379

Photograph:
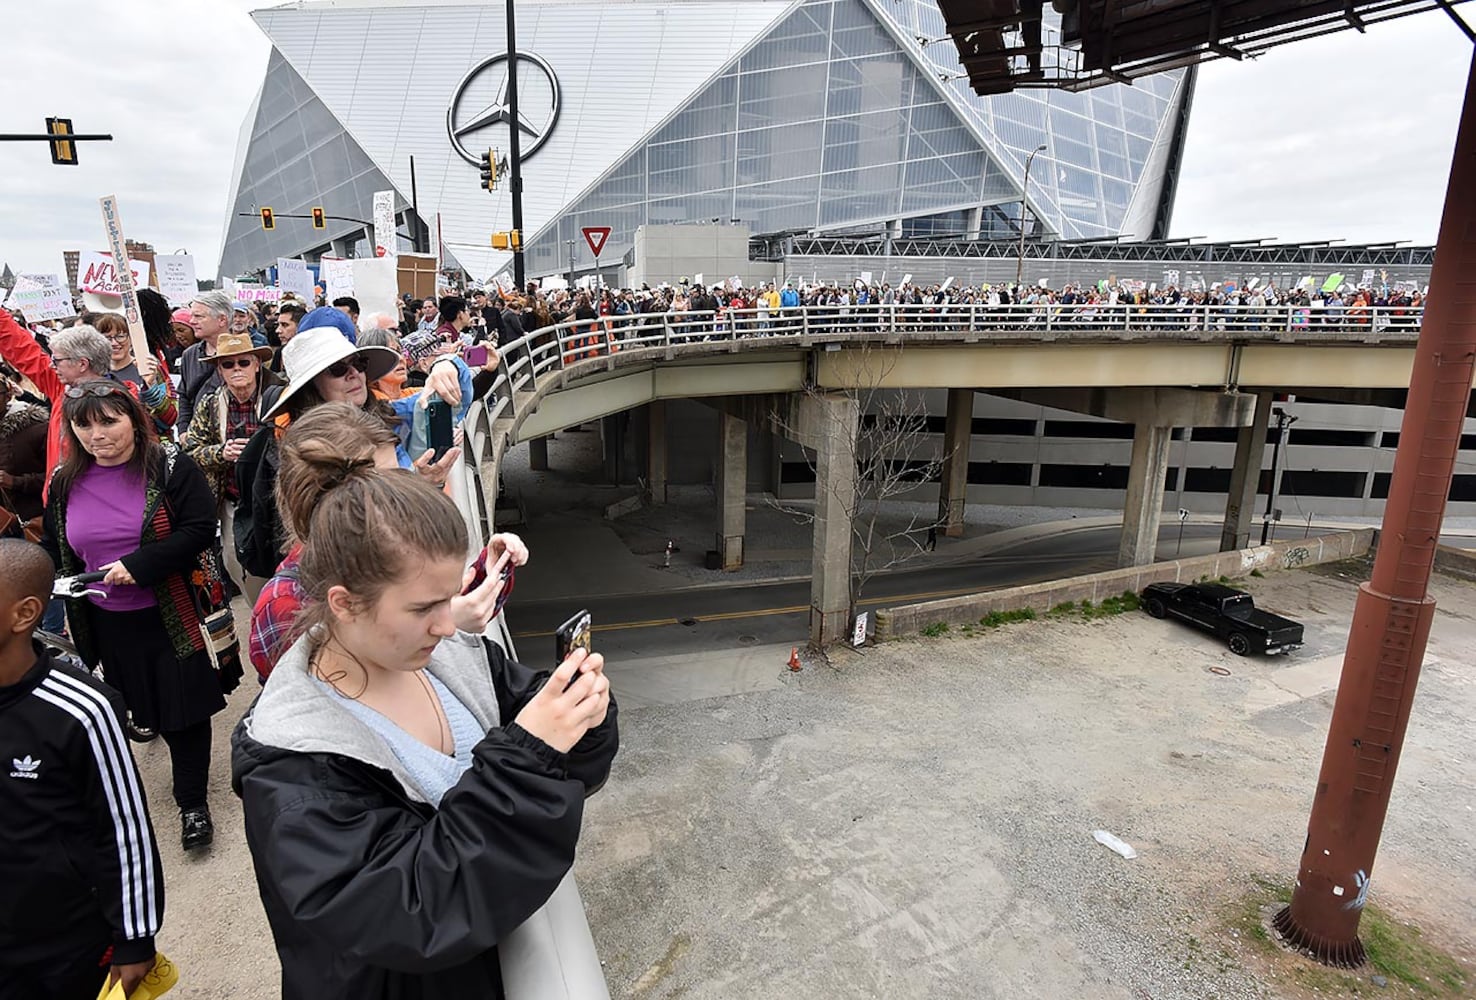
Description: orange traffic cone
787,647,802,672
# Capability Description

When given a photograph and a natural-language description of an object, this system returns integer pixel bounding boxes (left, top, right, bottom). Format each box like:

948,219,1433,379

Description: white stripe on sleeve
35,674,162,942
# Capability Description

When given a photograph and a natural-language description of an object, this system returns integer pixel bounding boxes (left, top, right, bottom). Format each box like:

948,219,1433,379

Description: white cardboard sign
320,257,354,301
276,258,315,302
372,191,396,259
8,274,75,321
155,255,197,305
78,249,150,297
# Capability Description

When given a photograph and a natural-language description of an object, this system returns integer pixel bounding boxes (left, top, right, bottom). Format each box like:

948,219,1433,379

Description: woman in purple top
41,381,227,852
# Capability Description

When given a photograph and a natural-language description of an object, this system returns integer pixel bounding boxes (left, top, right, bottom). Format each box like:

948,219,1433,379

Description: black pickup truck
1141,582,1304,656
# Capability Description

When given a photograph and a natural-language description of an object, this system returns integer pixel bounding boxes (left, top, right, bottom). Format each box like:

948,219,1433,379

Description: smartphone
555,609,592,669
463,344,489,367
427,399,454,461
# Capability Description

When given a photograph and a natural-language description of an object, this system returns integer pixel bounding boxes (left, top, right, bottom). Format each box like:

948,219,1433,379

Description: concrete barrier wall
876,529,1375,640
1433,544,1476,583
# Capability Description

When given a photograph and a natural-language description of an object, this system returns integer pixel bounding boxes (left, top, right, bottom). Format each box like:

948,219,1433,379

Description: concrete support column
806,393,859,647
1221,391,1274,551
715,412,746,570
647,401,667,504
1118,422,1173,568
528,436,549,472
936,388,973,537
601,414,625,483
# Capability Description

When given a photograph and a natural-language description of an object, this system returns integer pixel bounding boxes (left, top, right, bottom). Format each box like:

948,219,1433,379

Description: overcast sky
0,2,1469,280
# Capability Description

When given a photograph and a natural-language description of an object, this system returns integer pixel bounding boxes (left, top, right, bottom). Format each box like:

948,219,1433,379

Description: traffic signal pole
1274,47,1476,966
506,0,526,292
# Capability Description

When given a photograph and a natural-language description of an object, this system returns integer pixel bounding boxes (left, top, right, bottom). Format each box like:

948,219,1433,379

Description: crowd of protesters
0,276,621,998
0,257,1430,996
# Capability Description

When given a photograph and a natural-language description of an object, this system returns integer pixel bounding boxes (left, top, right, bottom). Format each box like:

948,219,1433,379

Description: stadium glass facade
222,0,1190,282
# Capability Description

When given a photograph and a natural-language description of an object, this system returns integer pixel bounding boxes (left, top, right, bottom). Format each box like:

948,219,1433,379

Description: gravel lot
137,562,1475,998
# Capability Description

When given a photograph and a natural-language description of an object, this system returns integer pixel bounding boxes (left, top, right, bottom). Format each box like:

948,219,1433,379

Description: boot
181,805,213,851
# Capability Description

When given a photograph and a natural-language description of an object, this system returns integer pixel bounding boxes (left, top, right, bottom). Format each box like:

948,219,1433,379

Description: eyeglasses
216,357,256,370
65,381,129,399
323,355,370,379
52,355,80,366
104,332,130,344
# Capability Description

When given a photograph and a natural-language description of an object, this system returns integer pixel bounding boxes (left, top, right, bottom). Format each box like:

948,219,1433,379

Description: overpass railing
456,302,1424,543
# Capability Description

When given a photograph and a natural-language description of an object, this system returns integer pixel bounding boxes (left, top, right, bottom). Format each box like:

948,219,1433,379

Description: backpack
232,392,286,578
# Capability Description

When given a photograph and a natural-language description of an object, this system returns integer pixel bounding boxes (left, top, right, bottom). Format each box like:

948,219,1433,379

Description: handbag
159,444,243,694
189,549,244,695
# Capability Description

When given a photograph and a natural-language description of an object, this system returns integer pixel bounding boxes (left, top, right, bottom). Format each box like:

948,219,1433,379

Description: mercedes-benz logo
446,51,561,166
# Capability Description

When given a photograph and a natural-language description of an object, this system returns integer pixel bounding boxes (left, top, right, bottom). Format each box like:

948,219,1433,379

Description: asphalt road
510,522,1234,661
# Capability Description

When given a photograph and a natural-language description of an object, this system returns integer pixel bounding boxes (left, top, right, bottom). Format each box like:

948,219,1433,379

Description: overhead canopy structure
935,0,1473,93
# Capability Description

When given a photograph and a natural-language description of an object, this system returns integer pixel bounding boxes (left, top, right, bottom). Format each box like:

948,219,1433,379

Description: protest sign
7,274,75,322
277,258,315,302
320,257,353,301
1163,269,1180,287
373,191,396,259
350,258,398,318
1360,269,1376,288
493,273,516,294
155,255,197,305
78,250,150,298
859,271,873,286
1320,273,1344,293
901,273,913,286
234,286,282,303
727,275,742,292
98,197,152,367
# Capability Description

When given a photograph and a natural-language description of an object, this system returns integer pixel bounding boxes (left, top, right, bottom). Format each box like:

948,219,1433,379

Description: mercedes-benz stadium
219,0,1193,281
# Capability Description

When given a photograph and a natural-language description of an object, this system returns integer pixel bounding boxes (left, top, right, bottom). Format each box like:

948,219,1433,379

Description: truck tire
1146,597,1166,619
1228,632,1251,656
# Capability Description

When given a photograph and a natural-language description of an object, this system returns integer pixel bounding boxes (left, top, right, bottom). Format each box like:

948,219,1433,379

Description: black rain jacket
230,631,618,1000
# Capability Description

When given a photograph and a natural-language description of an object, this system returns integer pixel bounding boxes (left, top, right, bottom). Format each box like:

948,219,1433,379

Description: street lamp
1261,406,1299,545
565,238,577,291
1016,144,1047,291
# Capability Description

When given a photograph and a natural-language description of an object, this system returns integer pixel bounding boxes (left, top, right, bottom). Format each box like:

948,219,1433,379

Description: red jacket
0,309,67,500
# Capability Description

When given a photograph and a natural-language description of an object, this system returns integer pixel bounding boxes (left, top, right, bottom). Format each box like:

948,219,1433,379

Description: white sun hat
261,326,399,420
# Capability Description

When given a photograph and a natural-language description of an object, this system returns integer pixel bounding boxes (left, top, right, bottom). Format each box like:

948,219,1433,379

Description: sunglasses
65,381,129,399
323,355,369,379
216,357,257,370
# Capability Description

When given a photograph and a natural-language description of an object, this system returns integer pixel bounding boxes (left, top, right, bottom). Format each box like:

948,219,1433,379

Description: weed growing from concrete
979,608,1037,628
920,621,950,638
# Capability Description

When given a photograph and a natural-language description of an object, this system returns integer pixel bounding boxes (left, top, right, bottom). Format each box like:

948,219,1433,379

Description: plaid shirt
248,545,303,682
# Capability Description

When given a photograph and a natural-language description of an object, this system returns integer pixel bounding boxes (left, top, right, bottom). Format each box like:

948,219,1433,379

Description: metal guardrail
455,302,1425,545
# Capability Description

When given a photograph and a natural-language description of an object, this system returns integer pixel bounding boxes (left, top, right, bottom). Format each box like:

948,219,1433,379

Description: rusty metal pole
1274,47,1476,967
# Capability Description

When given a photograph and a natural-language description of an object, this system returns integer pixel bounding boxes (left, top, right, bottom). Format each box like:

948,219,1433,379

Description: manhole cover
738,634,758,645
679,618,698,627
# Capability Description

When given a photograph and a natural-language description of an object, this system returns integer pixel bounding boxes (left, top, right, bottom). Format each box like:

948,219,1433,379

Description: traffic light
479,148,497,192
260,207,275,231
311,206,326,230
45,117,77,165
490,230,522,251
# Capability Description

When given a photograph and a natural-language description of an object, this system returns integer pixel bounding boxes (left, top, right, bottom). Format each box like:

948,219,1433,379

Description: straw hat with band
203,332,274,366
262,326,398,420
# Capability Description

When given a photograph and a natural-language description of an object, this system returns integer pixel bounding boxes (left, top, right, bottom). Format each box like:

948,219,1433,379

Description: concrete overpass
457,303,1431,644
